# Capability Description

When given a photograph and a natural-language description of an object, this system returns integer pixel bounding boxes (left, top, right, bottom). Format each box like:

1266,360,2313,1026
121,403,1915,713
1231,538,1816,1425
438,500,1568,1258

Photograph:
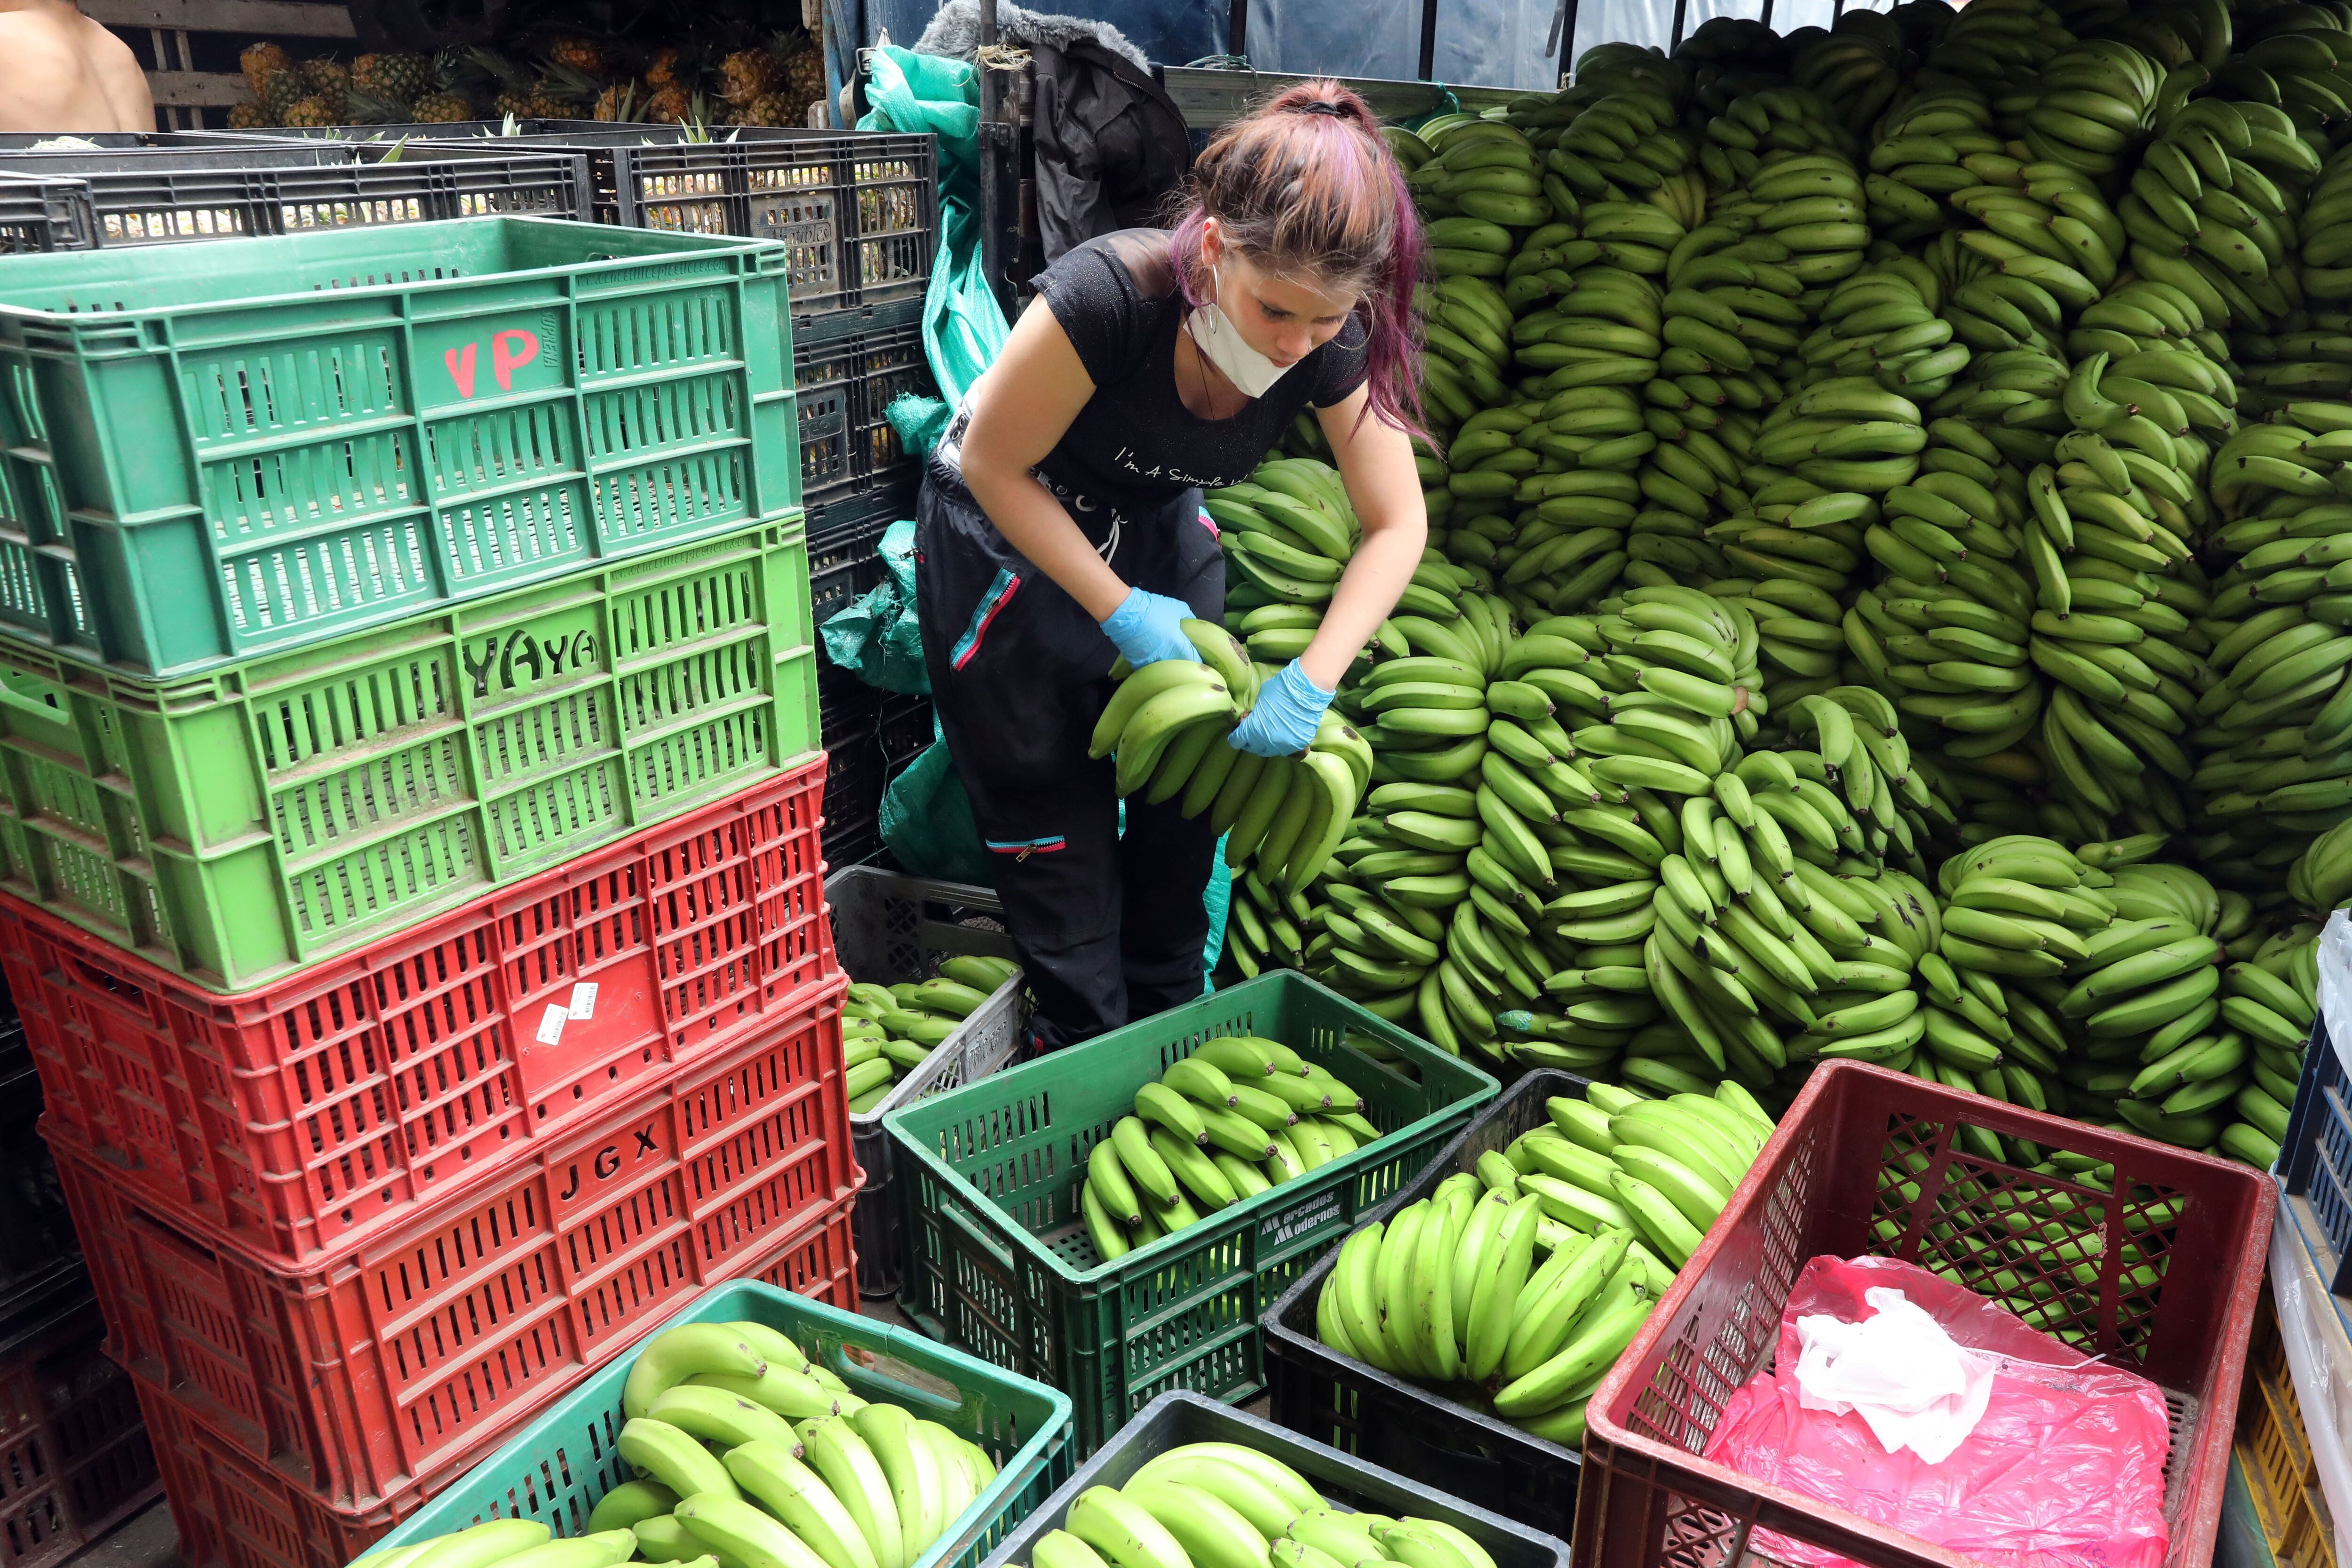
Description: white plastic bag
1792,1287,1995,1464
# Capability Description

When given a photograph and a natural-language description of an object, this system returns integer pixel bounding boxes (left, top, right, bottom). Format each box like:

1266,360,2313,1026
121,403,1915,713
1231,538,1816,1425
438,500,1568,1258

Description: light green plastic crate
0,216,799,681
365,1280,1074,1568
0,512,817,989
886,971,1499,1455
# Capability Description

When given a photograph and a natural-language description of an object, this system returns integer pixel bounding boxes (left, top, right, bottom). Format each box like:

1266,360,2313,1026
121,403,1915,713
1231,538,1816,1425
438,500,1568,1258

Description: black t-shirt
1024,228,1370,523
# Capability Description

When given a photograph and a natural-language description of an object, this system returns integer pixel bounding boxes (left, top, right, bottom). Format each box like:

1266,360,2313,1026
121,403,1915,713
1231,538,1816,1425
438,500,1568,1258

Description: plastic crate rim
975,1389,1572,1568
882,971,1499,1284
0,215,787,321
365,1276,1071,1556
1581,1059,2279,1566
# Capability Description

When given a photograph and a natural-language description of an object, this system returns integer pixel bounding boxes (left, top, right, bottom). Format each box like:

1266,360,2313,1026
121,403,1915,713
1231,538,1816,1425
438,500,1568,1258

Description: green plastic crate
0,217,799,682
885,972,1498,1456
0,512,818,990
364,1279,1075,1568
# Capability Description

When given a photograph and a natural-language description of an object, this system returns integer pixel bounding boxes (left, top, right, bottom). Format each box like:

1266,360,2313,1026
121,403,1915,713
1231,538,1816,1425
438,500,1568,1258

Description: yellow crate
2238,1282,2339,1568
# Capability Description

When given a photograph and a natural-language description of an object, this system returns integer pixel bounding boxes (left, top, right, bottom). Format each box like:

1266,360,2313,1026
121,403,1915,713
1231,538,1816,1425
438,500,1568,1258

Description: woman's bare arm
1305,386,1428,690
957,300,1133,622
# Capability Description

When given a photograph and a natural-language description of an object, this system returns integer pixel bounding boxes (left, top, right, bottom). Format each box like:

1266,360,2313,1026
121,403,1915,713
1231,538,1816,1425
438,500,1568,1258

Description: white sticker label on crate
537,1004,570,1047
570,982,599,1020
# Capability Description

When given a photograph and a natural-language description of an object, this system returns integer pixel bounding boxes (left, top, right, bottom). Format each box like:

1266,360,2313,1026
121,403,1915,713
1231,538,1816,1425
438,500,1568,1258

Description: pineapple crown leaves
344,83,411,122
534,59,604,100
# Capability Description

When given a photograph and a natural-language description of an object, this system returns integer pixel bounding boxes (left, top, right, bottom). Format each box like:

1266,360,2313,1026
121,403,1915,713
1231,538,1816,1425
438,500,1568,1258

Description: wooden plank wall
85,0,357,128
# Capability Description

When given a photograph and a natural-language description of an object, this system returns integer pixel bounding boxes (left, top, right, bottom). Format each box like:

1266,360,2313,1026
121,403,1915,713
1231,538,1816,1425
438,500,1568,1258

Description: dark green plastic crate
365,1279,1075,1568
885,972,1498,1455
0,513,818,990
0,216,799,682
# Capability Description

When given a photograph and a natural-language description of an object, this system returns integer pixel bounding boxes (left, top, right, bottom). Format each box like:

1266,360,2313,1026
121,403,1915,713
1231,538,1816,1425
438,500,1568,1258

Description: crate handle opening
832,1340,966,1416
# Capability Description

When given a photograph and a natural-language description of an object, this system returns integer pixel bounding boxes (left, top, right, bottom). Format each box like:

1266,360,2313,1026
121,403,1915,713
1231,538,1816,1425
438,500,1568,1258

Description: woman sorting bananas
917,81,1427,1054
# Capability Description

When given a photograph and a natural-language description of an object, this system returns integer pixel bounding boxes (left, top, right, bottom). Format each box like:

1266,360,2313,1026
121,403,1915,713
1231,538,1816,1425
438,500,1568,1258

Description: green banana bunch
378,1322,995,1568
1013,1442,1500,1568
1865,86,2002,247
1079,1035,1378,1262
1310,1079,1776,1445
1215,459,1362,614
842,961,1019,1112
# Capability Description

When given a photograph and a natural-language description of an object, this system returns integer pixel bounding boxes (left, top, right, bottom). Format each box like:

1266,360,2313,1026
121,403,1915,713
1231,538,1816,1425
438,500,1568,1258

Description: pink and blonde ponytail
1167,81,1424,436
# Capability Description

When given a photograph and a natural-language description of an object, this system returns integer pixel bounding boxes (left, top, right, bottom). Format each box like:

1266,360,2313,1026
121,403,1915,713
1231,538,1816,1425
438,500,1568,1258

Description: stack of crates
0,213,865,1568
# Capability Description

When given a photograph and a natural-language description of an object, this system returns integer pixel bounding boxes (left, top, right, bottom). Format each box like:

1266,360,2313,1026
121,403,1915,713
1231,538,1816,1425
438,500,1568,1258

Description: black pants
914,462,1224,1054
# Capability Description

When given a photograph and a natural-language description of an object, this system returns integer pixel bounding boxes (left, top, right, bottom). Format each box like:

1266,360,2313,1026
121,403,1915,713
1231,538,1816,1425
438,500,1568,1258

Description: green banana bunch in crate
1015,1444,1502,1568
1080,1035,1382,1262
842,959,1019,1113
1311,1079,1776,1448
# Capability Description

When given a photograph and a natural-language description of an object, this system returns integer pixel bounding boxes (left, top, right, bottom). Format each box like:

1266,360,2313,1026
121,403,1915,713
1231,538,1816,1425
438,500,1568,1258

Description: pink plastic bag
1703,1255,2172,1568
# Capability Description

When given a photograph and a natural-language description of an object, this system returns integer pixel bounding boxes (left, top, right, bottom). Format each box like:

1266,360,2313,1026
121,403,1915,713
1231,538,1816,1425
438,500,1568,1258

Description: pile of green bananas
1079,1036,1381,1262
1016,1443,1502,1568
1311,1080,1776,1447
842,960,1018,1113
1211,459,1364,614
358,1322,995,1568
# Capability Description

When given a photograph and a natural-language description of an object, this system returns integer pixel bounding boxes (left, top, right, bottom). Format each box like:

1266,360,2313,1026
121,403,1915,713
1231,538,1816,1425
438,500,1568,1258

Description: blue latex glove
1229,659,1335,756
1100,587,1201,669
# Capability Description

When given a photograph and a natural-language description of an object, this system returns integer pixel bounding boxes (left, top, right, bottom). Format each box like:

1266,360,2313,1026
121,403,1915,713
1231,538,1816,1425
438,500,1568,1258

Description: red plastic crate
1577,1060,2277,1568
48,981,859,1512
0,1300,161,1568
133,1203,857,1568
0,757,837,1272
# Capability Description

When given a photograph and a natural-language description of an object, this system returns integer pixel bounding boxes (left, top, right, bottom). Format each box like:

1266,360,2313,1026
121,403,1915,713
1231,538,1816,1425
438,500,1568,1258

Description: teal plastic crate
0,512,818,989
885,972,1499,1455
0,217,799,682
362,1279,1074,1568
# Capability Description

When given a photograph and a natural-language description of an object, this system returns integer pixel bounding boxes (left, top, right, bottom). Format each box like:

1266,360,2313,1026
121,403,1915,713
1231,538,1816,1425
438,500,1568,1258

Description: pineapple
352,51,431,106
282,95,340,127
258,68,304,118
547,36,604,74
526,60,600,117
592,82,640,121
409,91,475,122
239,40,292,100
644,46,682,88
226,100,273,129
645,83,691,123
782,36,823,106
718,47,779,108
745,91,795,127
298,58,350,119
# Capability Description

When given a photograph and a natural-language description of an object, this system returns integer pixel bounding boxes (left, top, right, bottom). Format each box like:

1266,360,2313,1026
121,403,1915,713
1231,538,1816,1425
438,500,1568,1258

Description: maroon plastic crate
48,973,858,1512
0,1302,160,1568
0,758,836,1271
1577,1060,2277,1568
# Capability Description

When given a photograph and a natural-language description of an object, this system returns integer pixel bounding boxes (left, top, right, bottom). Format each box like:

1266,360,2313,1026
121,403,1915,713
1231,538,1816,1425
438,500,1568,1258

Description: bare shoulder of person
79,12,156,131
0,13,91,131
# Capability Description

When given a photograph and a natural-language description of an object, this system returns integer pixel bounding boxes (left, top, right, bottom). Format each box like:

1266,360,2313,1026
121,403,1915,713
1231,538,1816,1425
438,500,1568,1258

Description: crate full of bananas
342,1281,1073,1568
885,971,1500,1453
1261,1069,1773,1535
975,1391,1567,1568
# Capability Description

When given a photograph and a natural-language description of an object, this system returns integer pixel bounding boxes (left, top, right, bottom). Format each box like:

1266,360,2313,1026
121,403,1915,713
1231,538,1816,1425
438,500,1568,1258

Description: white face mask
1187,263,1296,399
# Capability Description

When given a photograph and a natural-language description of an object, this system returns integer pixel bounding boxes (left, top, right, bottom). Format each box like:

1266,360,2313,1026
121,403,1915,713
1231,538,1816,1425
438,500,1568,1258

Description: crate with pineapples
226,26,827,131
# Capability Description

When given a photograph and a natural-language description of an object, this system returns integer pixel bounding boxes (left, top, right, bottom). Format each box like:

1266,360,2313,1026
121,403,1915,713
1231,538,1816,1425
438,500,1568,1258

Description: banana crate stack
0,212,868,1568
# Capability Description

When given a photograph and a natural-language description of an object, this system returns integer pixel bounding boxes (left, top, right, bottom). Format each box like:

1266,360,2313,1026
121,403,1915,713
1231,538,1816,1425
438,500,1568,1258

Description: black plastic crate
823,726,887,869
0,178,94,253
216,123,938,323
0,142,591,243
0,1061,81,1349
1261,1068,1591,1541
881,693,935,769
978,1393,1571,1568
821,661,883,745
808,474,920,557
800,302,934,505
612,131,938,321
2277,1013,2347,1288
